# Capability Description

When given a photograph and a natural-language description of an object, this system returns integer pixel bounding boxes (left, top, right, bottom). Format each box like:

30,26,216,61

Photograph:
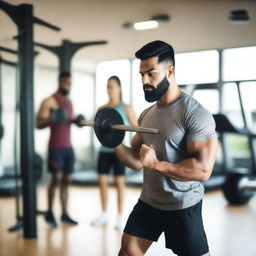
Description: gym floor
0,186,256,256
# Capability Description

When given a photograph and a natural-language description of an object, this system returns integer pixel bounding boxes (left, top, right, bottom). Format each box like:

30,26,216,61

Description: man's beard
58,88,69,96
143,76,170,102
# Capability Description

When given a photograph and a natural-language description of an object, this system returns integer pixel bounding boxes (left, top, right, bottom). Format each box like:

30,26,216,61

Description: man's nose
142,74,150,85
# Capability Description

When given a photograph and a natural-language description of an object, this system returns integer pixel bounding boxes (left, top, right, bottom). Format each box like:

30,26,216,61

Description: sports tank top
49,93,73,149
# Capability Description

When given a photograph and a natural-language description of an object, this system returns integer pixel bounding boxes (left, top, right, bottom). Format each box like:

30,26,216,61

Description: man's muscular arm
139,138,218,182
37,97,55,129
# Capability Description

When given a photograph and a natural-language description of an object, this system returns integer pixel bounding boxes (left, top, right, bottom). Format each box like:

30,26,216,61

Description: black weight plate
223,173,254,205
94,108,125,148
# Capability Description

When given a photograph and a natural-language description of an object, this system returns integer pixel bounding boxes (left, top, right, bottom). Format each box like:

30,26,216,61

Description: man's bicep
187,138,218,169
37,99,51,120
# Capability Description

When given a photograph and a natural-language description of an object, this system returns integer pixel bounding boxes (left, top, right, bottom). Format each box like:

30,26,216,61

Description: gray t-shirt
138,92,217,210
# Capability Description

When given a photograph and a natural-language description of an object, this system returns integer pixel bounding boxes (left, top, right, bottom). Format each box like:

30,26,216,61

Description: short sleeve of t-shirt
185,105,217,142
138,106,154,126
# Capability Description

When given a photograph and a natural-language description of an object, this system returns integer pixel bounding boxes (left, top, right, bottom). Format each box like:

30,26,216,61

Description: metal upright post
17,4,37,238
0,1,60,238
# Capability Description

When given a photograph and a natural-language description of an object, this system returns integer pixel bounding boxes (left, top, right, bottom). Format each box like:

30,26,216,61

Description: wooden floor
0,185,256,256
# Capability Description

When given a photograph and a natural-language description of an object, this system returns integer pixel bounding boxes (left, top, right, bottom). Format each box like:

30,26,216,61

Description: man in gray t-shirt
115,40,218,256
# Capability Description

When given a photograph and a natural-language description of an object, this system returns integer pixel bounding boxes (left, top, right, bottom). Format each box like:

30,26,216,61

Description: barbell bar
81,121,159,134
80,107,159,148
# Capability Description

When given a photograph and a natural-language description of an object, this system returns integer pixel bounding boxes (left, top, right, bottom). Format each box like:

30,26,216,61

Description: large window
70,72,94,148
70,72,95,168
192,89,219,114
0,64,17,174
175,50,219,85
222,82,251,169
240,81,256,132
34,66,58,157
222,83,244,129
223,46,256,81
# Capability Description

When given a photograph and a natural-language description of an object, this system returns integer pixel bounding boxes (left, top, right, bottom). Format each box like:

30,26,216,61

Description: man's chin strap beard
143,76,170,103
58,88,69,96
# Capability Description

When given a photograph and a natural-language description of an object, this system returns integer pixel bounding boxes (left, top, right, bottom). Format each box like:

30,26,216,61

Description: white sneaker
114,215,124,230
91,213,108,226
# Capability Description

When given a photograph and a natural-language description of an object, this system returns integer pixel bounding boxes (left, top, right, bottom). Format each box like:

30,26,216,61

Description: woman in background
91,76,137,229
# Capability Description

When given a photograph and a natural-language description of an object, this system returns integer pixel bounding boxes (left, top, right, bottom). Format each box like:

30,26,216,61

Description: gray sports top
138,92,217,210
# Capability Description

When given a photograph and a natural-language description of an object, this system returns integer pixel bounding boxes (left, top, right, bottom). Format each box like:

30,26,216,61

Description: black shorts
97,152,125,176
48,147,75,174
124,200,209,256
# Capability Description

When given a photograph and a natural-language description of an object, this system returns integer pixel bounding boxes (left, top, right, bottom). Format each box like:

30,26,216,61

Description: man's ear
167,65,175,78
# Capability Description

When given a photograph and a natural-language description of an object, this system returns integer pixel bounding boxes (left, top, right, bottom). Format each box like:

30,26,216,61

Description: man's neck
157,81,182,107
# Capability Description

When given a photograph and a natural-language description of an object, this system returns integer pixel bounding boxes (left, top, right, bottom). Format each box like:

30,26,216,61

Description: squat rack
0,1,61,238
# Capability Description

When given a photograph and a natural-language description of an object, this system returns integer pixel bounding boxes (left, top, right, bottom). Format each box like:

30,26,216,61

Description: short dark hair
59,71,71,80
135,40,175,66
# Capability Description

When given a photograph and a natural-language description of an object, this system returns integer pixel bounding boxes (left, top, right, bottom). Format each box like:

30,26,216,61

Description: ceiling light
123,13,170,31
133,20,159,30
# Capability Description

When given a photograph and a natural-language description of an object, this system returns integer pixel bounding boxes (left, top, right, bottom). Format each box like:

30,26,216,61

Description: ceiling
0,0,256,72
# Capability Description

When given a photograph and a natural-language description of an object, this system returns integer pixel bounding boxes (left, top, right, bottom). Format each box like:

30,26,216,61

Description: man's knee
50,173,61,186
61,174,70,187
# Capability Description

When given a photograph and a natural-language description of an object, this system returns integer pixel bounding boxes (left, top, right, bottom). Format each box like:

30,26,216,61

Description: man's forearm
37,118,51,129
151,158,212,182
115,144,143,171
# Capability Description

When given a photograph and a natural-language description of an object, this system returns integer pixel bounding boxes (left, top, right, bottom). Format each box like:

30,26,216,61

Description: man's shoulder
138,105,155,124
141,105,155,116
181,93,208,113
181,92,198,106
182,94,215,130
42,95,57,107
47,95,57,102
